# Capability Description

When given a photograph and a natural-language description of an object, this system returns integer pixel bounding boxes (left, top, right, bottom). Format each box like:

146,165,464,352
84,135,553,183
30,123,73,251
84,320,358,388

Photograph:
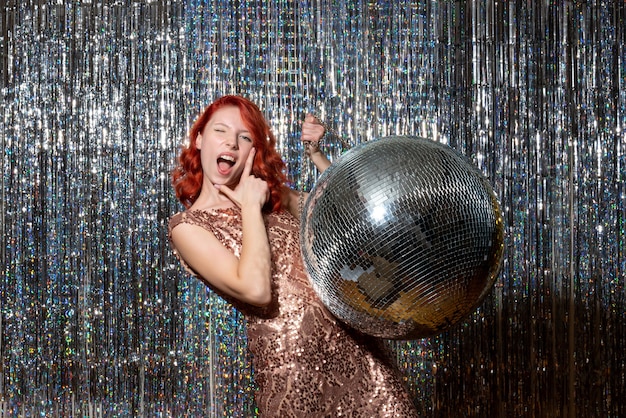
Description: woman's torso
169,207,418,417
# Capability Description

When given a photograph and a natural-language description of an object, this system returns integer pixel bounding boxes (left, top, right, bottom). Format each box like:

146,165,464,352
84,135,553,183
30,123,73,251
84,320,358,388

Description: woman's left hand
301,114,325,156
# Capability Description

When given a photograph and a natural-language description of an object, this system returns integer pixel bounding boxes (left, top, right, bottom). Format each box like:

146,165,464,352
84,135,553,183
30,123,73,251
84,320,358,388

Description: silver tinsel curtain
1,1,624,417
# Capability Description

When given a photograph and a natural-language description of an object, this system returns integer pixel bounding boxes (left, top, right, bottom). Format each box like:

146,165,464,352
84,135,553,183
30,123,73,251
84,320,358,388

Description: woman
169,95,417,417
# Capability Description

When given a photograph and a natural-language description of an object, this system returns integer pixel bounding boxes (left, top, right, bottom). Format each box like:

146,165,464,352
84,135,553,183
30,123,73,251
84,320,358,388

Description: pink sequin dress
169,207,418,417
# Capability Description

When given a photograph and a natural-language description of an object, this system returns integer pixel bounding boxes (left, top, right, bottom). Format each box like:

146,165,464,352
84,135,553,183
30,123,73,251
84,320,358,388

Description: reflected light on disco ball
300,136,504,340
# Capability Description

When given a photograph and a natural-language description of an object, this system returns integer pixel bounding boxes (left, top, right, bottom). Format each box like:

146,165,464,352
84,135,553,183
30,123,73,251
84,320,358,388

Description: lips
217,153,236,175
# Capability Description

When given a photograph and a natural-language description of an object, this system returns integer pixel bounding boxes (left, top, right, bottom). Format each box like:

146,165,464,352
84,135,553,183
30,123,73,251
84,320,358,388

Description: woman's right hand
172,146,273,307
217,148,269,209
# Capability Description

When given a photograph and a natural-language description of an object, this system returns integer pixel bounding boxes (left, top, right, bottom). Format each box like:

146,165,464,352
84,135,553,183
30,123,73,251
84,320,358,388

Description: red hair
172,95,288,212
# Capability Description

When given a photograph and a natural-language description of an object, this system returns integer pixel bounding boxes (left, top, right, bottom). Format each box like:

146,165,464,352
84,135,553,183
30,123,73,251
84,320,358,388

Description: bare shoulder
170,224,213,268
169,213,241,289
170,219,205,243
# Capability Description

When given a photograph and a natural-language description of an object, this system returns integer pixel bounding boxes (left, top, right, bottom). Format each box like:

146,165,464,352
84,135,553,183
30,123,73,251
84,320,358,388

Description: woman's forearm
309,149,331,173
239,204,272,305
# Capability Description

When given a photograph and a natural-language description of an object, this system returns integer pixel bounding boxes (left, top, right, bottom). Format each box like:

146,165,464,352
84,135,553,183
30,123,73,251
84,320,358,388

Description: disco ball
300,136,504,340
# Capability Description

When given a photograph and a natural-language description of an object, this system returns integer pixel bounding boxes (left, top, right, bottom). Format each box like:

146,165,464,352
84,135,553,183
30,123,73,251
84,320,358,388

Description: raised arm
301,113,331,172
284,114,332,218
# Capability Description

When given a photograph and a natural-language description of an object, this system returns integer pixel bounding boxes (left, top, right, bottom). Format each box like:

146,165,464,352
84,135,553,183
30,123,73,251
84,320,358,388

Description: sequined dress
169,207,418,417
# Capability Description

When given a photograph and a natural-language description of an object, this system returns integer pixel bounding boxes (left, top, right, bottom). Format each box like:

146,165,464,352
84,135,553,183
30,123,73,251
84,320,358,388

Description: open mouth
217,154,236,174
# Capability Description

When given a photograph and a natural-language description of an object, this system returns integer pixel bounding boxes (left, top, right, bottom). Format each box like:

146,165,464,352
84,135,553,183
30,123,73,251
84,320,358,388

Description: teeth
219,154,235,162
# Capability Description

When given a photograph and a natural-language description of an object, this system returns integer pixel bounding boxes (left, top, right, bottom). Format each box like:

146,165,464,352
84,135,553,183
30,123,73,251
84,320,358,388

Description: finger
216,184,241,207
304,141,320,154
242,147,256,178
301,125,324,142
304,113,317,124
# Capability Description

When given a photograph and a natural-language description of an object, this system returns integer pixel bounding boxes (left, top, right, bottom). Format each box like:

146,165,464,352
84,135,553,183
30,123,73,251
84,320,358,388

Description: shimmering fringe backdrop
0,1,624,417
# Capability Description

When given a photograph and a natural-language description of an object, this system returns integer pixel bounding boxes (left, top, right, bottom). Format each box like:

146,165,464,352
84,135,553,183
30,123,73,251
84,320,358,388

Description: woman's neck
189,187,235,211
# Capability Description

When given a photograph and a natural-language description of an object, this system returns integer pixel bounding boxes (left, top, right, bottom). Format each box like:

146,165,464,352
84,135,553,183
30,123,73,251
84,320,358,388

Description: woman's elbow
241,284,273,307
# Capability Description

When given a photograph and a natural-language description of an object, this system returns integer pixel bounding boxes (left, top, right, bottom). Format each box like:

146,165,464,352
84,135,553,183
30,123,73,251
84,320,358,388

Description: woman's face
195,105,255,188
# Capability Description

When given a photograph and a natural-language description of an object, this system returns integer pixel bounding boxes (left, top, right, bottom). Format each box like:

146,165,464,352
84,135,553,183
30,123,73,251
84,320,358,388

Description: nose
225,135,239,150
